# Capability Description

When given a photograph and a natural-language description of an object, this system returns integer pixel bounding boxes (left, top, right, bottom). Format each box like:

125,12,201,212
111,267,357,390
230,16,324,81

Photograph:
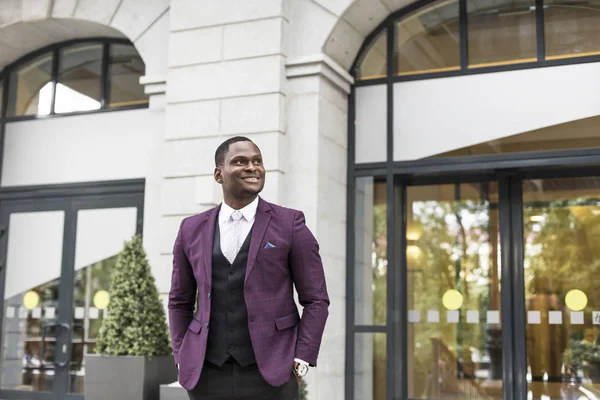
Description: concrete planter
84,354,178,400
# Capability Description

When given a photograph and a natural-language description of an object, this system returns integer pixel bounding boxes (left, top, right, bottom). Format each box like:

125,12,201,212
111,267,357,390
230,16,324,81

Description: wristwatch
294,362,309,378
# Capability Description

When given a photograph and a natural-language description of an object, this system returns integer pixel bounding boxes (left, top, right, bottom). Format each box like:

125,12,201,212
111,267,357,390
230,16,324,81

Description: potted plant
84,235,177,400
569,334,600,383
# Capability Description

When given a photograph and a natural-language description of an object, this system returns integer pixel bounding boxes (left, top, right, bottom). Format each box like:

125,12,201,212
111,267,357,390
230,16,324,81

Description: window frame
353,0,600,84
0,37,148,122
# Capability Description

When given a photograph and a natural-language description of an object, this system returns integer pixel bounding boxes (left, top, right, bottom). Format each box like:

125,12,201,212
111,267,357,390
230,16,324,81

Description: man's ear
214,167,223,184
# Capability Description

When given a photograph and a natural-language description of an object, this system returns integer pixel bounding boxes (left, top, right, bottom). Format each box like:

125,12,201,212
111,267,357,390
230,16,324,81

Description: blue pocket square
264,242,276,249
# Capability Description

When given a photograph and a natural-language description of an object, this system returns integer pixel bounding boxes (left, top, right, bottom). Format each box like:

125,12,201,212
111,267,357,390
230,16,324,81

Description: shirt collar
219,196,259,223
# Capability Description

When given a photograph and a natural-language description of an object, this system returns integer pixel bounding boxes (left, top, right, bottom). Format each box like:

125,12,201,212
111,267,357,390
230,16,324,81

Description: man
168,136,330,399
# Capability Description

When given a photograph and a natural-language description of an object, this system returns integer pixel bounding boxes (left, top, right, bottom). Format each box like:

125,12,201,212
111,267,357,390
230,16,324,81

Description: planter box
84,354,178,400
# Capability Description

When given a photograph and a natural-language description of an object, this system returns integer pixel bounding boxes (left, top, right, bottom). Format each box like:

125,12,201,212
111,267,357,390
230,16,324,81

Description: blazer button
227,327,234,333
208,293,211,299
205,322,209,329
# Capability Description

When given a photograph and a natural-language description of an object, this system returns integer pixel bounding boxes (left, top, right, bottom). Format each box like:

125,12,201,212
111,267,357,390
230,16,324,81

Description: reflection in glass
108,44,148,108
523,177,600,398
355,177,387,326
468,0,537,68
545,0,600,60
356,30,387,80
1,79,4,117
68,206,137,394
407,183,502,400
7,52,53,117
56,44,102,113
355,333,386,400
396,0,460,76
68,255,117,394
432,116,600,158
1,211,65,392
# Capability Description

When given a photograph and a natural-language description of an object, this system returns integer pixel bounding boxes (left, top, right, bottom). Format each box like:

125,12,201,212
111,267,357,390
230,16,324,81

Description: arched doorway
347,1,600,399
0,35,153,400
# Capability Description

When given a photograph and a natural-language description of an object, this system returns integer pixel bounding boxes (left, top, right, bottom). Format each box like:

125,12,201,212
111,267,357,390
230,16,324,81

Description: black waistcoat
205,220,256,367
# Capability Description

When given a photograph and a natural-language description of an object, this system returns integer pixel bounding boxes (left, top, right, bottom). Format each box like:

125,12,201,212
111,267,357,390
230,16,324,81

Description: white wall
2,108,158,186
393,62,600,160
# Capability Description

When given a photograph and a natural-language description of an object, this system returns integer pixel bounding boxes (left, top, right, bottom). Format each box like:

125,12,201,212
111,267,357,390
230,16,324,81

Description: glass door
405,181,503,400
0,203,71,400
400,174,600,400
67,205,138,395
0,187,143,400
522,176,600,400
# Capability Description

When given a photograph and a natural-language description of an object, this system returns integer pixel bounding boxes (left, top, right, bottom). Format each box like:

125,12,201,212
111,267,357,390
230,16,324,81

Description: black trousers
187,361,299,400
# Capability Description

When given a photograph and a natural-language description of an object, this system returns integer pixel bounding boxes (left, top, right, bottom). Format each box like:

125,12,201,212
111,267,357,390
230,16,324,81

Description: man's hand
293,362,302,387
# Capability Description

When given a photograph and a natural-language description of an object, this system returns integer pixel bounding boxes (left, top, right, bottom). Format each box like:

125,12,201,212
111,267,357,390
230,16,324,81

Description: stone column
158,0,288,300
286,53,353,399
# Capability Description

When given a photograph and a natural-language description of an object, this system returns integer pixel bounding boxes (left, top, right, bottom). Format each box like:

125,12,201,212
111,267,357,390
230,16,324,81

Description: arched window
355,0,600,81
0,39,148,119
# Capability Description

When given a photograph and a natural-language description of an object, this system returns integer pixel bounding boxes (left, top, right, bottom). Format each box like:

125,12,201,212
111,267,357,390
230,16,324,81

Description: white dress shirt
219,197,259,253
218,197,308,368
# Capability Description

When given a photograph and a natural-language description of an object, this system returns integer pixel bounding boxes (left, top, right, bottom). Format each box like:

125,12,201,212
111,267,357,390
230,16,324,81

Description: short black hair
214,136,255,167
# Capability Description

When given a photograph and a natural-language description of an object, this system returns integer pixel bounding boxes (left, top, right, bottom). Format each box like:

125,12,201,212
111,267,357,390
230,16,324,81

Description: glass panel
355,85,387,164
407,183,502,400
56,43,102,113
69,207,137,394
355,177,387,326
396,0,460,76
0,79,4,118
108,44,148,108
7,52,53,117
1,211,65,392
433,116,600,158
545,0,600,60
355,333,386,400
356,30,387,80
523,176,600,398
468,0,537,68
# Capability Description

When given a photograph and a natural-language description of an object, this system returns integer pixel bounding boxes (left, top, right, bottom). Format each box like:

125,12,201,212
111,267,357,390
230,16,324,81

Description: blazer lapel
245,198,271,282
202,205,220,284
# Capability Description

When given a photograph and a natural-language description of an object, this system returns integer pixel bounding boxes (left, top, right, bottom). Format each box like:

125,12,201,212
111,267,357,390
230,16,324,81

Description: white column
286,53,353,399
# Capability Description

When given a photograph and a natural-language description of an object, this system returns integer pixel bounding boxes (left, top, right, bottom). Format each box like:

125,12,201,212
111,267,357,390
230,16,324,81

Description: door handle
41,322,71,368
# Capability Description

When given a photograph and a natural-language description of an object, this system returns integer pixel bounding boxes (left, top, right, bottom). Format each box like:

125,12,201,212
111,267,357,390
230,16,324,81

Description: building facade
1,1,600,400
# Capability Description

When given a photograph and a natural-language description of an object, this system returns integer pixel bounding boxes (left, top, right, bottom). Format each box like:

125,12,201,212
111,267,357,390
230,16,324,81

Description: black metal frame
0,37,148,122
346,1,600,399
0,179,144,400
352,0,600,85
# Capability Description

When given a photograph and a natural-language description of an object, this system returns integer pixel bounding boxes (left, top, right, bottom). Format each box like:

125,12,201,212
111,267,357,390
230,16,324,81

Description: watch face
296,364,309,377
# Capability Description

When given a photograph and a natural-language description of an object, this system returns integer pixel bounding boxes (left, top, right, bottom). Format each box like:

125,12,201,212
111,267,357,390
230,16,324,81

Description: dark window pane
108,44,148,108
468,0,537,68
545,0,600,60
56,43,102,113
355,177,387,326
355,333,386,400
356,30,387,80
7,52,53,117
396,0,460,76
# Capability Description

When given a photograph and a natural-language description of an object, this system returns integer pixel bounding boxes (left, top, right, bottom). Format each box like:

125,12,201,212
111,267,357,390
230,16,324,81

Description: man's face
215,141,266,201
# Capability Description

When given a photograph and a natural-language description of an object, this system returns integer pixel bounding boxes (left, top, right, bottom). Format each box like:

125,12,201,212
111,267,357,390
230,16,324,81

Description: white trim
286,54,354,94
139,75,167,95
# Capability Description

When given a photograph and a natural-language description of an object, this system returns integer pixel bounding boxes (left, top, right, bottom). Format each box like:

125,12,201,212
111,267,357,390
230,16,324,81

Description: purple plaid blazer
168,198,330,390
